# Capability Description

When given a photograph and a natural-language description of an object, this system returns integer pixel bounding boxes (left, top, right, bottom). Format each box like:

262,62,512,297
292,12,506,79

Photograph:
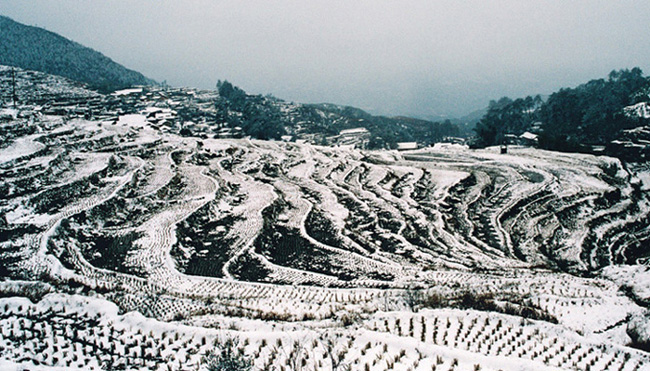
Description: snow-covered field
1,105,650,370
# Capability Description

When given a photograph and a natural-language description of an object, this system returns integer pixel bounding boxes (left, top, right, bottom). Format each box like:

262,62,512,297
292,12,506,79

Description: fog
1,0,650,118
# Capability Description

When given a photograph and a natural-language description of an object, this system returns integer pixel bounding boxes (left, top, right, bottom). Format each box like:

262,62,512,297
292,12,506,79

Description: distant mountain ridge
213,80,466,149
0,15,155,93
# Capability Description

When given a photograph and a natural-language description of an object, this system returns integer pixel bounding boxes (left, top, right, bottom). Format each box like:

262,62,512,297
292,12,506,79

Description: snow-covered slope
1,79,650,369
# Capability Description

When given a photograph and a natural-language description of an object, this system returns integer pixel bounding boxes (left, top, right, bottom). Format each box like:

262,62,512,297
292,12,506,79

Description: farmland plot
1,111,650,370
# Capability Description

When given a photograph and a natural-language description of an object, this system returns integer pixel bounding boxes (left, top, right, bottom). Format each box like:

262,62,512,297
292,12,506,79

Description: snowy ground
1,109,649,370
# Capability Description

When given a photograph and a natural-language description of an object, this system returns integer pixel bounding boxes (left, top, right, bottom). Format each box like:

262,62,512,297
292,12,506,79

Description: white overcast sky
1,0,649,118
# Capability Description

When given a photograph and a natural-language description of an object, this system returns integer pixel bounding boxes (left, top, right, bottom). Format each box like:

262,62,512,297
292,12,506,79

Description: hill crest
0,15,155,93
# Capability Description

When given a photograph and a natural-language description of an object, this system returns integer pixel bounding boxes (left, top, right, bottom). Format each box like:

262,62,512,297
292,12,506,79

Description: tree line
215,80,463,149
474,68,650,152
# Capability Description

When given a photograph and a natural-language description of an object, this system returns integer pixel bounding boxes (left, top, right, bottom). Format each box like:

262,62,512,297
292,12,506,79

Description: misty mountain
0,15,155,93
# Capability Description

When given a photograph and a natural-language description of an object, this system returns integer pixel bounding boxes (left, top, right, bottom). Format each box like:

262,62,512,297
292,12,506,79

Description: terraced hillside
1,104,650,370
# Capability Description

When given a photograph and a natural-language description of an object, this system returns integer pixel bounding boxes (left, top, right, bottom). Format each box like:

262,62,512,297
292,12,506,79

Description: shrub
458,291,497,311
202,337,252,371
403,285,424,312
627,314,650,352
338,312,360,327
422,292,447,308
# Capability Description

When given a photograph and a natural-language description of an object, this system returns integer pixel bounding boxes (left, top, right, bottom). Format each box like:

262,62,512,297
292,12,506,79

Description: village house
396,142,418,151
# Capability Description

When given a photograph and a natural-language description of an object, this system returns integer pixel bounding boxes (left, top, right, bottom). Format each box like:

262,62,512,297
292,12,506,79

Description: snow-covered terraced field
1,112,649,370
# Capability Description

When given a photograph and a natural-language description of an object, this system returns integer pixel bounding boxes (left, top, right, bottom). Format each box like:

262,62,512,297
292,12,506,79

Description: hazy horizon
1,0,650,119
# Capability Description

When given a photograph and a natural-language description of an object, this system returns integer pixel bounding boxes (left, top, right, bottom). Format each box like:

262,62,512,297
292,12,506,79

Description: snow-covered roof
397,142,418,150
111,88,143,96
520,132,538,140
339,127,368,135
141,106,162,113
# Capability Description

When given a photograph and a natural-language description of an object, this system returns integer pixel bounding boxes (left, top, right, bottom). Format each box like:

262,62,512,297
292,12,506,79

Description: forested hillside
215,80,463,149
0,15,155,92
474,68,650,153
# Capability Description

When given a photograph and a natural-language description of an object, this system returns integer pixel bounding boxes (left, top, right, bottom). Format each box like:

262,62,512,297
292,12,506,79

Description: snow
340,127,369,135
0,359,85,371
397,142,418,150
3,79,650,370
624,102,650,119
111,87,143,96
2,292,647,370
601,265,650,302
431,142,469,150
0,135,45,164
520,131,538,140
636,172,650,191
116,113,148,128
0,108,18,119
355,328,560,371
